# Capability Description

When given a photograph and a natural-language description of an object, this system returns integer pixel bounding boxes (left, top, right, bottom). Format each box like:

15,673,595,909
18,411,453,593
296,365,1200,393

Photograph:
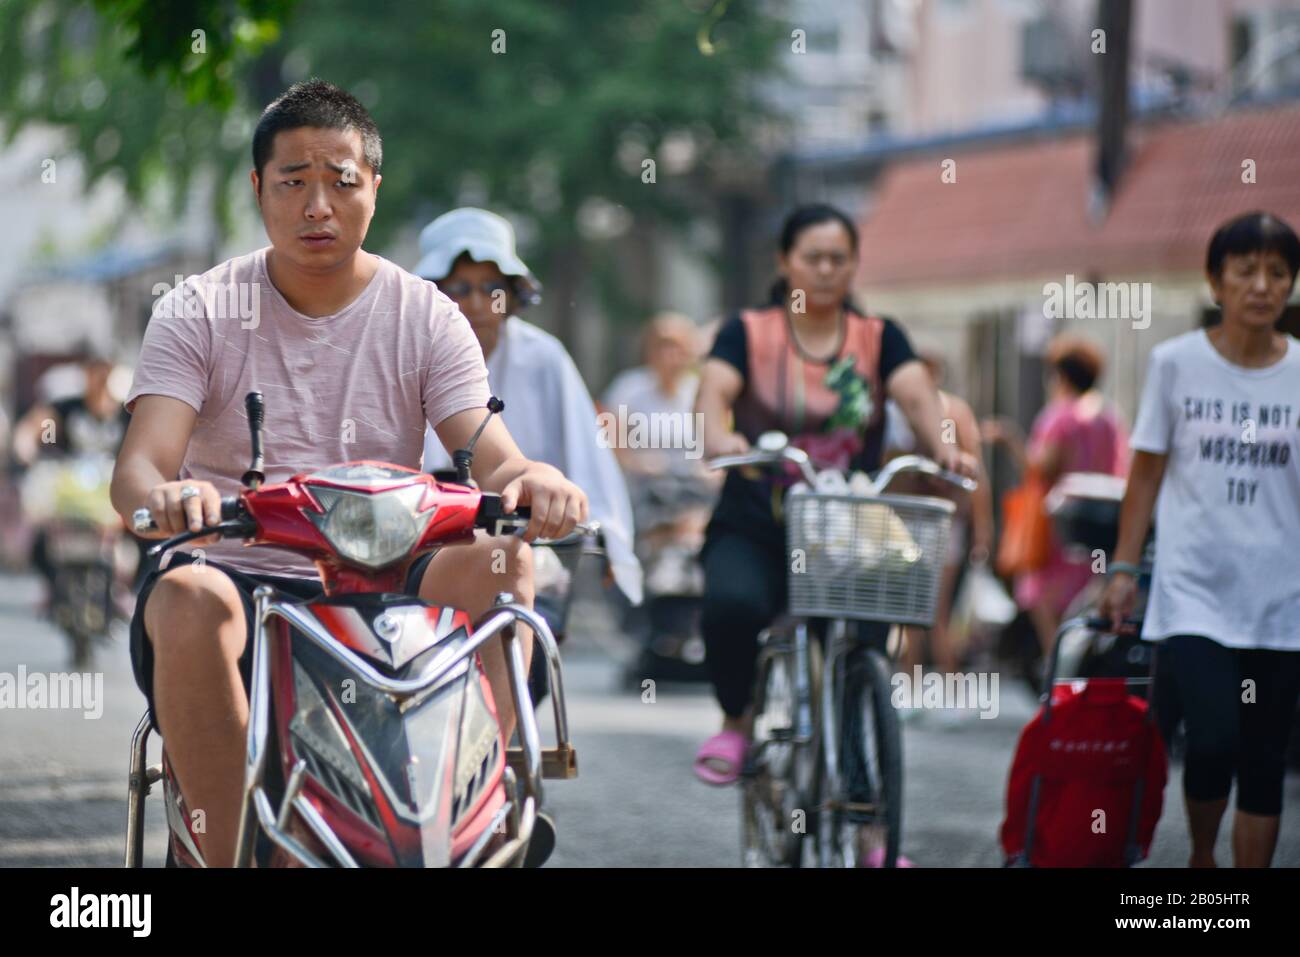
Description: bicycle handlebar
704,448,977,495
704,447,818,486
872,454,978,495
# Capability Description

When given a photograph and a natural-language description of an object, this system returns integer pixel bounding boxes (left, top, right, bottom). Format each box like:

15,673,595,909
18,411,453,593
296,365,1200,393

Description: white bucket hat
414,207,541,304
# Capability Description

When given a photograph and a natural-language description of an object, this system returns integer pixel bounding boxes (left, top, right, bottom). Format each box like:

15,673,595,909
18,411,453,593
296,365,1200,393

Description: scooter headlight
307,485,432,570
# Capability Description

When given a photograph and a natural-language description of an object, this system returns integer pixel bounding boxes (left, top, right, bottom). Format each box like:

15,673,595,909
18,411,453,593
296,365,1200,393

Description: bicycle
706,433,976,868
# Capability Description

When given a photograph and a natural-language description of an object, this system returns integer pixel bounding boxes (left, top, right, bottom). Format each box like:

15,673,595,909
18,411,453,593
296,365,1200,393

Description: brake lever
144,518,256,558
491,516,602,543
939,470,979,493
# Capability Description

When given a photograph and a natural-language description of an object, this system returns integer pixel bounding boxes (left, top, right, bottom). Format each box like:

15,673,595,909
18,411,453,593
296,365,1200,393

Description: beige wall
860,269,1220,426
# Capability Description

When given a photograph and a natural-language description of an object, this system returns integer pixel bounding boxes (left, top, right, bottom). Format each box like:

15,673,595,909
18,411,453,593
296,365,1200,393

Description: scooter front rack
125,592,576,868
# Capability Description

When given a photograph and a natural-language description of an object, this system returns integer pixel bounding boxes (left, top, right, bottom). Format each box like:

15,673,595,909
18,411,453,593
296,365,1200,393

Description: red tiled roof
856,102,1300,288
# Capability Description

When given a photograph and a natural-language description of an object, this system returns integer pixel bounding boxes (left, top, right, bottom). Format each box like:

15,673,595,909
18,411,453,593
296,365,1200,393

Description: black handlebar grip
220,496,243,520
474,492,528,527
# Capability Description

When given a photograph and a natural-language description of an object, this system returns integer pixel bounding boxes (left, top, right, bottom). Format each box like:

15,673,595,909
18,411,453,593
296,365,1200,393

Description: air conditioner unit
1020,15,1085,91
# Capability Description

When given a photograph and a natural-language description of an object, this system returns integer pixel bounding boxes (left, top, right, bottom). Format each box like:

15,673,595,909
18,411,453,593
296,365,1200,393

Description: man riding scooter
110,80,588,868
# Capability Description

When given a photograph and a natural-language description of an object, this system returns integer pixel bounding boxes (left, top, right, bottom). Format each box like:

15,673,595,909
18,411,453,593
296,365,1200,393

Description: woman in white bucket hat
415,208,643,609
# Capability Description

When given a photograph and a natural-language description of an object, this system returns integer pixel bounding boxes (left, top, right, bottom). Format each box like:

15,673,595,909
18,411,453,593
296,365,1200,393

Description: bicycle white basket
785,491,956,626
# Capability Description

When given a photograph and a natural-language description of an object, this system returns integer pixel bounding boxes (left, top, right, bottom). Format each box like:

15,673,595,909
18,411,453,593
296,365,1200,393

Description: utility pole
1093,0,1133,220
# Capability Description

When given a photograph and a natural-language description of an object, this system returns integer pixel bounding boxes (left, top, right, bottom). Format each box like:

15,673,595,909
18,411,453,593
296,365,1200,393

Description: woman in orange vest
692,204,976,792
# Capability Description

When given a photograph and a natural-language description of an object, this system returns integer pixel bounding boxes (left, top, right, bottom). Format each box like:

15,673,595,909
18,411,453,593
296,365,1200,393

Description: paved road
1,573,1296,867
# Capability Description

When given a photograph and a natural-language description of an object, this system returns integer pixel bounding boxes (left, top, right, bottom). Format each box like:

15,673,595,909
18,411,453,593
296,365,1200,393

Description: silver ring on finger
179,485,201,501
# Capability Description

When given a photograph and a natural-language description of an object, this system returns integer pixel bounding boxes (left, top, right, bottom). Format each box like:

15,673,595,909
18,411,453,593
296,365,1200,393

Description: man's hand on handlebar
140,479,225,544
499,463,589,543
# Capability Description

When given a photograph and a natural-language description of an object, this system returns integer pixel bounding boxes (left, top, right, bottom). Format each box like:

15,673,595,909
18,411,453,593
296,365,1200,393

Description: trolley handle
1083,615,1143,635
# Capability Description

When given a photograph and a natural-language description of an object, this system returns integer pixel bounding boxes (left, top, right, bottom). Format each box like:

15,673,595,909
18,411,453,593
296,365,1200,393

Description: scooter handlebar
474,496,600,541
131,496,245,536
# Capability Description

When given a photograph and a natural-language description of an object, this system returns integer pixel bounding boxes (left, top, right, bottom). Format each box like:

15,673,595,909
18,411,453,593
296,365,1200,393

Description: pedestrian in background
983,335,1129,663
415,206,642,608
601,310,716,586
601,312,706,479
603,313,717,677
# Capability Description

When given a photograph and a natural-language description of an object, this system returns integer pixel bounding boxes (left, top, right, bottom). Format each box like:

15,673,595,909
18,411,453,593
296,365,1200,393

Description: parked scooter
125,393,582,868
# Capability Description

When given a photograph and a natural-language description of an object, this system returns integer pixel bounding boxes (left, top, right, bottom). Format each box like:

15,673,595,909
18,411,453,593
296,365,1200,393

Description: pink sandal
863,847,915,868
693,730,749,786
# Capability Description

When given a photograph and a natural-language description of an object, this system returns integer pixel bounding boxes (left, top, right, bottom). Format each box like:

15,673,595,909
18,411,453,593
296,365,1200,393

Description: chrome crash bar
228,588,574,869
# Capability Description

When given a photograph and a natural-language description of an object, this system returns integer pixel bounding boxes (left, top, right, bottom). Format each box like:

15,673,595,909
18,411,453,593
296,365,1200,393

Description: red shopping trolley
1000,617,1167,867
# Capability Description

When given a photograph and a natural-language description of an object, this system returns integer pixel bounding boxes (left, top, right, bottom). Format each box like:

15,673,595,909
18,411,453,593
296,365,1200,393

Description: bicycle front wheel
832,645,903,868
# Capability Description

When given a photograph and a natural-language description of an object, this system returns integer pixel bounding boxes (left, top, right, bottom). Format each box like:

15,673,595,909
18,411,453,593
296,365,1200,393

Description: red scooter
124,392,581,867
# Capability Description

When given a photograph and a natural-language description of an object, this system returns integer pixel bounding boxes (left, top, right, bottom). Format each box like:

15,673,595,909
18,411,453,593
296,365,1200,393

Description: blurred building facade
761,0,1300,432
6,0,1300,413
856,100,1300,427
0,124,222,418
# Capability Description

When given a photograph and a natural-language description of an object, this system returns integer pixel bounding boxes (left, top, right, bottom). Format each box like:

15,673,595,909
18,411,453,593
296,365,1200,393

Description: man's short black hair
1206,211,1300,282
252,78,383,187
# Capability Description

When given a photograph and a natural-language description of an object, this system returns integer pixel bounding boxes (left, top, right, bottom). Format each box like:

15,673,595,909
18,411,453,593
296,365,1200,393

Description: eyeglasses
440,279,513,301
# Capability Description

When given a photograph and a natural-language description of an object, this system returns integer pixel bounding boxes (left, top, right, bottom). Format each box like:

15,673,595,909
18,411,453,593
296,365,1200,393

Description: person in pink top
983,335,1129,659
109,80,588,867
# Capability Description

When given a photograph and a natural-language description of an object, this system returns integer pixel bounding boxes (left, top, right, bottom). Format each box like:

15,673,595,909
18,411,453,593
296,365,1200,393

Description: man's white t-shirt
1129,329,1300,650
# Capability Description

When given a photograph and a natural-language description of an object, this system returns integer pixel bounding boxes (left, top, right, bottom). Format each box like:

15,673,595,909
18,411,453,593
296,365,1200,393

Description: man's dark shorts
129,550,436,735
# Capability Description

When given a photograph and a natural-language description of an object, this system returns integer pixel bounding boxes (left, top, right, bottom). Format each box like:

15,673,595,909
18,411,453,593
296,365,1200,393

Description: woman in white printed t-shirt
1100,211,1300,868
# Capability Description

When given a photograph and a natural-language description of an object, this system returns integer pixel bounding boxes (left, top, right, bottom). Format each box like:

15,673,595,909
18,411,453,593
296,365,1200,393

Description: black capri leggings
700,531,787,718
1155,634,1300,817
700,528,887,719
